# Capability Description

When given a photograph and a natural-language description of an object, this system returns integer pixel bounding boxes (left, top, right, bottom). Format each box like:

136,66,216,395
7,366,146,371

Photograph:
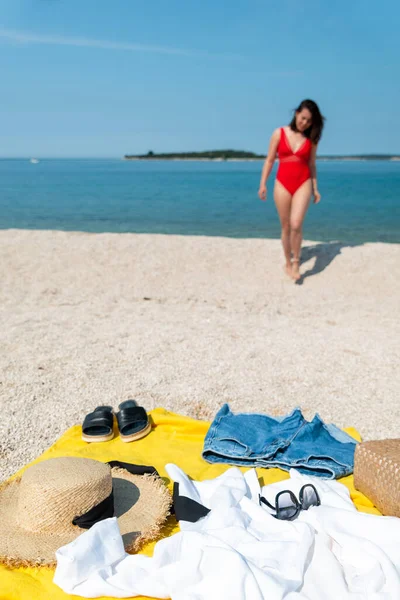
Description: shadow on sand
296,241,363,285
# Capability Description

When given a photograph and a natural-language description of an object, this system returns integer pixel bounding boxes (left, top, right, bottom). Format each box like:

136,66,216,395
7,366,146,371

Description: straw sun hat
0,456,171,567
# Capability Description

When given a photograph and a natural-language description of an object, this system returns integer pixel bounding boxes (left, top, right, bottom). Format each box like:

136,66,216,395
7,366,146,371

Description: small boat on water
30,158,39,164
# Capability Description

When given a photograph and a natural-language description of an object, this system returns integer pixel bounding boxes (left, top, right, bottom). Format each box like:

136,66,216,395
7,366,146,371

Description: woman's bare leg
290,179,312,280
274,181,293,277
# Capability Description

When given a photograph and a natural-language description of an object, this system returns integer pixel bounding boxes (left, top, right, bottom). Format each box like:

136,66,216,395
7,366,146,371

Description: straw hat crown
17,457,112,533
0,455,171,567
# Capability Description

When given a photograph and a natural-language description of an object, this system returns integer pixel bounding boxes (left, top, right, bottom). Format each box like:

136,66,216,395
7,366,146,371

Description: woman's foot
291,258,301,281
284,262,292,278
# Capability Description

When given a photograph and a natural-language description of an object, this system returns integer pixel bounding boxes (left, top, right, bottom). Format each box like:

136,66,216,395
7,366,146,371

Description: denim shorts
202,404,357,479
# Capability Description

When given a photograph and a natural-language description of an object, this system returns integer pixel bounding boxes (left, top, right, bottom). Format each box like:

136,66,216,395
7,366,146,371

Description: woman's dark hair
289,99,325,144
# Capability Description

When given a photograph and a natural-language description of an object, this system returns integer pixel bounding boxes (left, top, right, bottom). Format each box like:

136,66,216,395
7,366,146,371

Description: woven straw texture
0,457,171,567
354,439,400,517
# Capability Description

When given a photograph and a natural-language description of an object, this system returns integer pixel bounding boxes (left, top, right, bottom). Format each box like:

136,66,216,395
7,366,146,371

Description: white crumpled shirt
54,465,400,599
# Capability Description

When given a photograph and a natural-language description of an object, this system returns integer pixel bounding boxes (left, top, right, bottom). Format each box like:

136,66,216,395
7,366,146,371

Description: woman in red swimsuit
258,99,325,281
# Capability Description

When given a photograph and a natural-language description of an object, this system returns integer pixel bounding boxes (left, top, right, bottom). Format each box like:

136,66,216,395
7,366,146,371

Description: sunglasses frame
259,483,320,521
299,483,321,510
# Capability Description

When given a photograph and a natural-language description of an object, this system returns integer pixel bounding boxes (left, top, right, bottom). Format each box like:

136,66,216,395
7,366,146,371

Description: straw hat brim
0,466,171,568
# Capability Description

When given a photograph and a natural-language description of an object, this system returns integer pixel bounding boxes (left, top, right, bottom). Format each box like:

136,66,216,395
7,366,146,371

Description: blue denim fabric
202,404,357,479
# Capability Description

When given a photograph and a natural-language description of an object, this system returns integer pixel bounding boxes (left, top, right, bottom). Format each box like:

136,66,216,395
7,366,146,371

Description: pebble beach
1,230,399,480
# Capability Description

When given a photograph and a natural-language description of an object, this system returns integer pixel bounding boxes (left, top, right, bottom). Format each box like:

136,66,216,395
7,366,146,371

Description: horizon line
1,153,399,160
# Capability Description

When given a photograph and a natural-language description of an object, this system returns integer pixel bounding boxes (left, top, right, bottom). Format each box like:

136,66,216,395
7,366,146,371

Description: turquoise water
0,159,399,243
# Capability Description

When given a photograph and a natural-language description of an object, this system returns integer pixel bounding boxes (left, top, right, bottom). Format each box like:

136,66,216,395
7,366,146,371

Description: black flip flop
82,406,114,443
116,400,152,443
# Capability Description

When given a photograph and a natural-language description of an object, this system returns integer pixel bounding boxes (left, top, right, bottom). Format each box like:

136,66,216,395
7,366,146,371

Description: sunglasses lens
301,485,319,510
276,491,298,521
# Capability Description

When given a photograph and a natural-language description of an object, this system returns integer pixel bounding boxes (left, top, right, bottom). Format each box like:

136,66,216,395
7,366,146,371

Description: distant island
124,150,400,161
124,150,264,160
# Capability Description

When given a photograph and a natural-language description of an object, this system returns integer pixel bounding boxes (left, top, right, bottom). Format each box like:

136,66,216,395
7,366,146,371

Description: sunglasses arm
259,494,276,511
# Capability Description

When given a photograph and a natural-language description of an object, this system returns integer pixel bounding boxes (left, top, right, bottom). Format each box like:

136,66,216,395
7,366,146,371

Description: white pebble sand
0,230,399,480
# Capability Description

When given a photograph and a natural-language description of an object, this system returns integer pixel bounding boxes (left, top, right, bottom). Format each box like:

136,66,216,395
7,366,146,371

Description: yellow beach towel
0,408,380,600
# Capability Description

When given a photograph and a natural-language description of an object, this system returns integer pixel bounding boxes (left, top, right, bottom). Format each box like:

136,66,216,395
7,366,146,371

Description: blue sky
1,0,399,157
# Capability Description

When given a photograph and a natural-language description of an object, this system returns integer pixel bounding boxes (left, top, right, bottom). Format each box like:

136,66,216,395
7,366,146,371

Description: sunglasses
259,484,320,521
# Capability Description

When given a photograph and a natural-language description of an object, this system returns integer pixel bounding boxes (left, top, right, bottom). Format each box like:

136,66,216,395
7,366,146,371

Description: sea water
1,159,399,243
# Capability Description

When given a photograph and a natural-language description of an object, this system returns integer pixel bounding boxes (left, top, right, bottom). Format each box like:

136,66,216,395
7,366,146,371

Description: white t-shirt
54,465,400,599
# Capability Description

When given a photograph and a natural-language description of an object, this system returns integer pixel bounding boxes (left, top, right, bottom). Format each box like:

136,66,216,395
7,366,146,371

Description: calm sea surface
1,159,399,243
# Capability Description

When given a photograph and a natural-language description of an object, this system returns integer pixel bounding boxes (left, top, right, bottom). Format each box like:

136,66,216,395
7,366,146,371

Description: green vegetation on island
124,150,264,160
124,150,400,161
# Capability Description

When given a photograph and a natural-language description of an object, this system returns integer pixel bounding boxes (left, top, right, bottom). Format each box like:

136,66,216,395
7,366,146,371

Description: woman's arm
258,128,280,201
309,144,321,204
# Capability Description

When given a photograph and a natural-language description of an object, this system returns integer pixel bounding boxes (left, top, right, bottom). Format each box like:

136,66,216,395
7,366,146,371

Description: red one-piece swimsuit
276,127,312,195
